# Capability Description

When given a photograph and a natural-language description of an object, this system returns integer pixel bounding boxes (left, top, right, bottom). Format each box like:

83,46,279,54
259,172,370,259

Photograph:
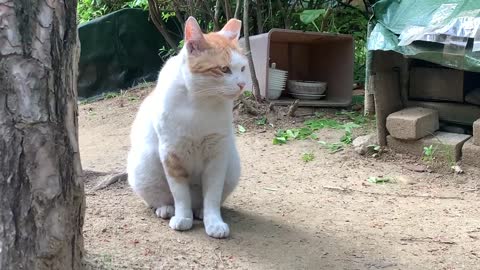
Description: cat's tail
91,172,128,191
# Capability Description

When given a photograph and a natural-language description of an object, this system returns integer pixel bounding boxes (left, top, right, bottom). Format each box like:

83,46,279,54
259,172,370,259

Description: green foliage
299,9,326,31
78,0,148,23
296,7,368,83
78,0,108,24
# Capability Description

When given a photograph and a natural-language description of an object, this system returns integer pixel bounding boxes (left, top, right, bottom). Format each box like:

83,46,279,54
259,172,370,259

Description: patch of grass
272,111,367,155
103,92,120,99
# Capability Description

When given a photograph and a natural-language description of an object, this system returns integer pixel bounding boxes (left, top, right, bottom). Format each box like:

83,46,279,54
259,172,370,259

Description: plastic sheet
369,0,480,72
77,9,182,99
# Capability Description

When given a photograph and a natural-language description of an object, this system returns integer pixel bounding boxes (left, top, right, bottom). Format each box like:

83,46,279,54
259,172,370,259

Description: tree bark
243,0,261,101
0,1,85,269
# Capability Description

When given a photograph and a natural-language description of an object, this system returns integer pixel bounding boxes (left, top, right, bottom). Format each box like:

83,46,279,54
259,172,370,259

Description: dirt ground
79,87,480,270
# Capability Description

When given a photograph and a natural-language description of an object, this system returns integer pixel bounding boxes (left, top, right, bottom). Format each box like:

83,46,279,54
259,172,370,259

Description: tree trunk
0,1,85,270
364,21,375,115
255,0,264,34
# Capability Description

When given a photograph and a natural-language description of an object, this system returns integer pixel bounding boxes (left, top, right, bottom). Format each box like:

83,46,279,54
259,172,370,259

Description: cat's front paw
205,220,230,238
169,216,193,231
155,205,175,219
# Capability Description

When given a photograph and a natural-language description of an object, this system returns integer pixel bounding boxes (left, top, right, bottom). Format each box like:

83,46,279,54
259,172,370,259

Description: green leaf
367,177,392,184
237,125,246,133
273,137,287,145
300,9,326,24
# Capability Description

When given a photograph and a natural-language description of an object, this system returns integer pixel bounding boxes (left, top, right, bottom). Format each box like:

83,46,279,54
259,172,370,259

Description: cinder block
474,119,480,146
386,107,439,140
387,131,471,162
409,67,464,102
462,138,480,167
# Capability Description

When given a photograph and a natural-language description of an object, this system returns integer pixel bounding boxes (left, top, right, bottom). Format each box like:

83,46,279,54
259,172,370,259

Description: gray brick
474,119,480,146
387,131,471,162
386,107,439,140
462,138,480,167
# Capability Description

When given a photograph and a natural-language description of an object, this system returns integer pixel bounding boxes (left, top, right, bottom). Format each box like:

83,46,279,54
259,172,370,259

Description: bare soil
80,87,480,270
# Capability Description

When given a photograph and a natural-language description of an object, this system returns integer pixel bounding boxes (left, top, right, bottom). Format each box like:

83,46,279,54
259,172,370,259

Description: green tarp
78,9,182,99
368,0,480,72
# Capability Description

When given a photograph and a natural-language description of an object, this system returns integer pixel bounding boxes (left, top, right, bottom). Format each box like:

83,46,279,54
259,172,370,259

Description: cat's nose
237,82,246,90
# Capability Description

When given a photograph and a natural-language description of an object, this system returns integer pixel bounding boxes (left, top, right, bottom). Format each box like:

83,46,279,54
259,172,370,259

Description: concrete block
386,107,439,140
409,67,464,102
462,138,480,167
474,119,480,146
387,131,471,162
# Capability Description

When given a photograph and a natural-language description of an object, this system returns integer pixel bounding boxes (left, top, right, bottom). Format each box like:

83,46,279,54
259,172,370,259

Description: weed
243,91,253,98
318,141,344,153
302,152,315,163
103,92,119,99
422,145,436,162
367,176,393,184
256,116,267,126
237,125,246,134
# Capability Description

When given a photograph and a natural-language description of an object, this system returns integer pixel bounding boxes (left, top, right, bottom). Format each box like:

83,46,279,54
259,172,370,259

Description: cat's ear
219,19,242,40
184,16,208,55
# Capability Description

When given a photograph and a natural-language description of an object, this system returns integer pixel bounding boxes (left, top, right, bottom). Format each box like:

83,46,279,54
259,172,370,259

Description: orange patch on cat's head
184,17,244,76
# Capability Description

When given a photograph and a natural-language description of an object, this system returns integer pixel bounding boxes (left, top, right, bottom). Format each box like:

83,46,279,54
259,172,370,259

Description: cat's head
182,17,248,99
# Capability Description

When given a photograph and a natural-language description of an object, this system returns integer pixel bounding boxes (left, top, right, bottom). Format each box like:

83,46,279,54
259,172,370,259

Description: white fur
127,40,248,238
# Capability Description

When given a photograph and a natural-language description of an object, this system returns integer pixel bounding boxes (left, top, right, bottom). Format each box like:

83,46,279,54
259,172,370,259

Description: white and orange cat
127,17,248,238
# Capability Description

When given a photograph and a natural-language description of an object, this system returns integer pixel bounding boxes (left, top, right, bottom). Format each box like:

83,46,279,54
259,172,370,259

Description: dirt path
80,90,480,270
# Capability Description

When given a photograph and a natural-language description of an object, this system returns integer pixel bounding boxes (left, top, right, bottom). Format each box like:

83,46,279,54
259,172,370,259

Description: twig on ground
322,185,464,200
400,237,456,245
287,99,300,117
91,172,128,191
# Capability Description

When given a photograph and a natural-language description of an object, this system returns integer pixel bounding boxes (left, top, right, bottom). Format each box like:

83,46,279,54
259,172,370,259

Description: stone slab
462,138,480,167
474,119,480,146
386,107,439,140
387,131,471,162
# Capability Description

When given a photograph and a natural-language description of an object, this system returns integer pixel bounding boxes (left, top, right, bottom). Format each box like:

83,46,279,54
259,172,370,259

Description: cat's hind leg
127,147,174,219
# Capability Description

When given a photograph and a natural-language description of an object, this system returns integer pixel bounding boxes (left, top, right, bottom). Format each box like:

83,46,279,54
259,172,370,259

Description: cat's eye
241,66,246,72
221,66,232,74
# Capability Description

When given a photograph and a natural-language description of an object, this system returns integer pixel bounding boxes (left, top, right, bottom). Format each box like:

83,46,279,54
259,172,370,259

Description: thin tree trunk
255,0,264,33
172,0,186,30
0,1,84,269
235,0,242,18
364,21,375,115
243,0,261,101
214,0,222,31
224,0,233,19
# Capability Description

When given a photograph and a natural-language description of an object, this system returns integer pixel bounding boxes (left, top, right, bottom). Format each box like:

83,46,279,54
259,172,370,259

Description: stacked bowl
267,63,288,100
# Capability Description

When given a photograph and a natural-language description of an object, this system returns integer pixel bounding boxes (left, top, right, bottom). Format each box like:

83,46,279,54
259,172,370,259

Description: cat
127,17,248,239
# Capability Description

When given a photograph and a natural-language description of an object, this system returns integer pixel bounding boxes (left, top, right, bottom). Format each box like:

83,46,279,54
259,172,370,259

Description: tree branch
234,0,242,19
148,0,179,52
243,0,261,101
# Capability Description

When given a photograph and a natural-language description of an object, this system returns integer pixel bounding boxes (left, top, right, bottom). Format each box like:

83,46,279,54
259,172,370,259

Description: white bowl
267,88,283,100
